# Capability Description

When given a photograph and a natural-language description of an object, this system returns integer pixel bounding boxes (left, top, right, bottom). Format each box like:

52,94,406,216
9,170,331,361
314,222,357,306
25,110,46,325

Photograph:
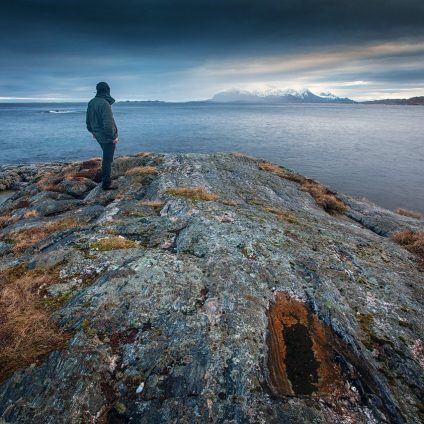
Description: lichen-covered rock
30,191,75,203
0,163,68,191
0,153,423,424
339,194,423,236
58,177,97,198
0,241,10,255
33,199,84,216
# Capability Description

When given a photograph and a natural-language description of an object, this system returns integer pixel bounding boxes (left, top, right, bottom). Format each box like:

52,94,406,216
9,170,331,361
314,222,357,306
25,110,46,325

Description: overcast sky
1,0,424,101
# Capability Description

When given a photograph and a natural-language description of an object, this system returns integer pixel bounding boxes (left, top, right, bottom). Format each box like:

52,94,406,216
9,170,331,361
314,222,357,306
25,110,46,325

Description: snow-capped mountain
318,91,339,100
210,88,354,103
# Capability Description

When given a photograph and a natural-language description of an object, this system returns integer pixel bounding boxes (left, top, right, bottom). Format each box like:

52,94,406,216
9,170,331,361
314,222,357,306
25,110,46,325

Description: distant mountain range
362,96,424,105
209,88,355,104
117,90,424,105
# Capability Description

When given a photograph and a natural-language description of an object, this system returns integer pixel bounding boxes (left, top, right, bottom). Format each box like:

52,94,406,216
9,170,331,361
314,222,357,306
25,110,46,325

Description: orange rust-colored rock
267,292,343,397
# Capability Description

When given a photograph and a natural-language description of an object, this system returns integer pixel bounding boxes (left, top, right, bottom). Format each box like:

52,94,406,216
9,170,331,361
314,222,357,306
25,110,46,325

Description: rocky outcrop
0,153,423,423
0,163,68,191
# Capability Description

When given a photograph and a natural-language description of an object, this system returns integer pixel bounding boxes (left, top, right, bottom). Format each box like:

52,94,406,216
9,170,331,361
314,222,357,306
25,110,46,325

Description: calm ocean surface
0,102,423,213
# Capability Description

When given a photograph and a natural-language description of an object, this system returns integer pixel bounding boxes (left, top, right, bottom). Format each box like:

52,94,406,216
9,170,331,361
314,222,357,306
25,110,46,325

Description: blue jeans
98,142,115,188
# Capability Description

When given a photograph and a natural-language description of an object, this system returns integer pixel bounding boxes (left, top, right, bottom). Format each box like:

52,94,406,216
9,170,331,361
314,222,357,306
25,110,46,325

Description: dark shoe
102,182,118,190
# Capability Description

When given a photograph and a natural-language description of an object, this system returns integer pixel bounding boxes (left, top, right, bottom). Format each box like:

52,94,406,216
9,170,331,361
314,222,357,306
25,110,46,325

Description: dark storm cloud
2,0,424,55
1,0,424,100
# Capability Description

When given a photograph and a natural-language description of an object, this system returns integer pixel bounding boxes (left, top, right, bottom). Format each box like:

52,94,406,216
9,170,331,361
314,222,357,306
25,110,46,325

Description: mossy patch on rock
166,186,219,202
125,166,158,176
90,236,140,251
264,207,298,224
42,289,75,309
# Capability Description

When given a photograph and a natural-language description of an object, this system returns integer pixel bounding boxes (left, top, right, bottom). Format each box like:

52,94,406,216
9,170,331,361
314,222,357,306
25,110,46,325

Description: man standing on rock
86,82,119,190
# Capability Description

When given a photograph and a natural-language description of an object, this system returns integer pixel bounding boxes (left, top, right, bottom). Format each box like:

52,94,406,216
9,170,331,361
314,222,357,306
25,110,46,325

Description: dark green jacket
86,93,118,144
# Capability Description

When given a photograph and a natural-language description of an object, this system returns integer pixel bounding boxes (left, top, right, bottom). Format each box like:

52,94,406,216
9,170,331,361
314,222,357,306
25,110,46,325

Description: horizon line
1,88,424,104
1,96,423,104
1,92,423,103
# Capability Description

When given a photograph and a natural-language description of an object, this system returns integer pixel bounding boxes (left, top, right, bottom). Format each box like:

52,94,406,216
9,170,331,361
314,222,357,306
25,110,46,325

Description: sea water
0,102,423,213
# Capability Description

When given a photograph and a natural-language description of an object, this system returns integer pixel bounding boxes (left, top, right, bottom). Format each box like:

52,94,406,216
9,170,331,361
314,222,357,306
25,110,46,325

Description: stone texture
33,199,84,216
0,153,423,424
0,241,10,256
0,163,68,191
339,194,424,236
58,177,97,198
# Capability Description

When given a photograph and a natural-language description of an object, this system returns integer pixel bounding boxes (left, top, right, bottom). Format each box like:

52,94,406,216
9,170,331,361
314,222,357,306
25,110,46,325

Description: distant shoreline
1,99,423,106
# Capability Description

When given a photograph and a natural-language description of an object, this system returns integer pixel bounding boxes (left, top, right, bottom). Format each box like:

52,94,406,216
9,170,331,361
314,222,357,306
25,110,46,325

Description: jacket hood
95,92,115,105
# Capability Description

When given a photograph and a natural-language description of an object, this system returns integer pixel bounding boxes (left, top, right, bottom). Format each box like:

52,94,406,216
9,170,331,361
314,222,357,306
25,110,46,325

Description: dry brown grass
232,152,257,161
166,186,220,202
2,218,79,253
300,181,347,214
135,152,151,157
63,175,90,182
258,161,287,177
258,161,306,184
36,172,65,192
392,230,424,257
140,200,164,209
23,210,39,219
90,236,139,251
395,208,423,220
68,169,101,181
0,265,70,382
264,207,298,224
64,158,101,182
0,214,19,229
125,166,158,176
258,160,347,214
0,215,10,229
221,199,240,206
80,158,101,169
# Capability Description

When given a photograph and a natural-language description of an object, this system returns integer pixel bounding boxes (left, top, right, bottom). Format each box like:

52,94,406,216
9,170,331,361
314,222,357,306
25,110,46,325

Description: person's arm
86,108,92,133
100,101,118,142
